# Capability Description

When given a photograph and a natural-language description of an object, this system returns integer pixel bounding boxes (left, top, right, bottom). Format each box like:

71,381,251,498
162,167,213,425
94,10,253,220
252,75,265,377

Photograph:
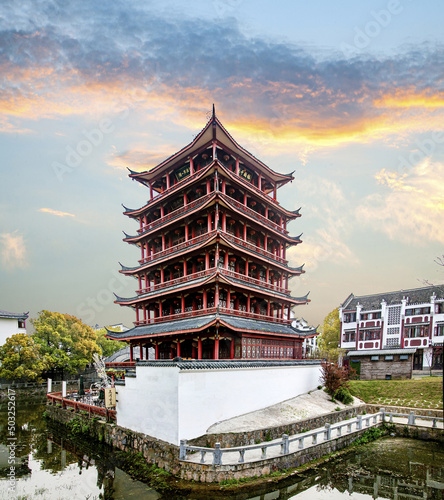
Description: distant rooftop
341,285,444,311
0,309,28,320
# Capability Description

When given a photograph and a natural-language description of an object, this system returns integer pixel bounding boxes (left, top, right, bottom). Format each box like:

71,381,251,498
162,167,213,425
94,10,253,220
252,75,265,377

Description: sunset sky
1,0,443,330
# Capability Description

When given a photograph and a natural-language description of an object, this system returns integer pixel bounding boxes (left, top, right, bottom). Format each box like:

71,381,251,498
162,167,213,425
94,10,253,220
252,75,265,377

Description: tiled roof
106,312,315,340
105,315,216,339
341,285,444,310
0,310,28,320
219,314,314,337
347,349,416,356
135,359,321,370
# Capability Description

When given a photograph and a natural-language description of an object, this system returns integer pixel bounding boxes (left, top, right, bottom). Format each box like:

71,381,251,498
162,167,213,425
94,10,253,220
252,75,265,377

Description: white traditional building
291,318,318,358
0,309,29,346
339,286,444,371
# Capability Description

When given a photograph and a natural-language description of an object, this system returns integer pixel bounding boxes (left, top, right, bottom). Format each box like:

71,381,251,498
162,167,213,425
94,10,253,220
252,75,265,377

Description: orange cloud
39,208,75,218
1,60,443,153
357,159,444,245
107,145,177,172
0,232,29,270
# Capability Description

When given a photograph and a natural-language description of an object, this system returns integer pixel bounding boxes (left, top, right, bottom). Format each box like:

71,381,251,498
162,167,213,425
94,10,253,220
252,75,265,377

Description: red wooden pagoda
108,107,316,360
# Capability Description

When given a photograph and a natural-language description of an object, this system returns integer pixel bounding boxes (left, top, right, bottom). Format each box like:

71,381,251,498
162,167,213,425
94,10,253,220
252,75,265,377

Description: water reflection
0,401,443,499
0,401,159,499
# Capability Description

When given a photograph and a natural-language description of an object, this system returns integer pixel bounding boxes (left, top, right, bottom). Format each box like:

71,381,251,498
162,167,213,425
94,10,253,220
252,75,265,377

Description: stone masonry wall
45,404,181,474
189,405,366,448
46,402,444,484
359,357,412,380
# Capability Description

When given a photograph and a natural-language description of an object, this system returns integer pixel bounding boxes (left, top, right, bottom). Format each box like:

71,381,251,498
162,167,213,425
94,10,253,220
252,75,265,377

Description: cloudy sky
1,0,443,329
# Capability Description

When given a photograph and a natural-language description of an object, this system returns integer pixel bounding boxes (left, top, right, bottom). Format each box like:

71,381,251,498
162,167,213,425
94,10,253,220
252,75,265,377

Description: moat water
1,400,443,499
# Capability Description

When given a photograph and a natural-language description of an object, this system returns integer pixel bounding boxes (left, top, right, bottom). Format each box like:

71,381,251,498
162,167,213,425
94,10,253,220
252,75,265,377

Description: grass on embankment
349,376,443,410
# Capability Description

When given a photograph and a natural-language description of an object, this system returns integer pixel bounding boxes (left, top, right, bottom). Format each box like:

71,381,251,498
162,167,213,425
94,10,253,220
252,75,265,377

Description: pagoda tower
108,108,315,360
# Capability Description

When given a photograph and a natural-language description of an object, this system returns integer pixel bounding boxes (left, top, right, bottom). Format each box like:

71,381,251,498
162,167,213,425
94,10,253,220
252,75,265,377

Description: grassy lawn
349,376,443,410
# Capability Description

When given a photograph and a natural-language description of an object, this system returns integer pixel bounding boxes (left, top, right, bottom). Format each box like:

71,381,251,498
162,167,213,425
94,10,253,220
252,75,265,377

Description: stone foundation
46,402,444,483
45,404,180,474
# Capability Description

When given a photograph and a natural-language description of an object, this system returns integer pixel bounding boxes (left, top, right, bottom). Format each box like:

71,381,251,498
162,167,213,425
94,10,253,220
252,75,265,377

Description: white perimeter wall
116,366,180,444
117,363,321,445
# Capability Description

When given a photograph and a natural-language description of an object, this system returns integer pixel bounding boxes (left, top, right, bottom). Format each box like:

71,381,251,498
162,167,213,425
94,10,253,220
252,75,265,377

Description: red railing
221,232,287,265
218,306,293,324
47,391,116,422
105,362,136,369
137,267,216,294
134,306,292,326
138,230,216,265
136,192,213,234
221,193,287,235
220,268,289,294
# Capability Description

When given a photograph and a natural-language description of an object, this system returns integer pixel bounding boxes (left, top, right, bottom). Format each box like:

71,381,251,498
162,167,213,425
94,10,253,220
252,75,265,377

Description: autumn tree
0,333,47,381
317,307,341,361
95,328,123,358
32,310,101,376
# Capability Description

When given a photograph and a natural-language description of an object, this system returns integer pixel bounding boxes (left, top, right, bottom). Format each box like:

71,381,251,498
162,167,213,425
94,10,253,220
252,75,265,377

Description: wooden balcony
138,230,216,265
137,267,216,294
136,192,213,234
222,194,287,235
134,306,292,326
222,232,287,265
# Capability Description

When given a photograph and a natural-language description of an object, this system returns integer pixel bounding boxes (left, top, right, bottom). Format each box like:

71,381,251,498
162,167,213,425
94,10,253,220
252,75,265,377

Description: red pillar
214,337,220,359
177,341,181,357
140,344,143,360
207,212,212,232
203,290,207,309
230,338,235,359
155,343,159,359
181,294,185,313
198,338,202,359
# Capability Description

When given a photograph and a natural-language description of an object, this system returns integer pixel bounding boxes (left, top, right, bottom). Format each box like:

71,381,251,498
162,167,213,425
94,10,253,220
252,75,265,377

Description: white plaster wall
177,364,321,441
0,318,27,346
116,366,180,444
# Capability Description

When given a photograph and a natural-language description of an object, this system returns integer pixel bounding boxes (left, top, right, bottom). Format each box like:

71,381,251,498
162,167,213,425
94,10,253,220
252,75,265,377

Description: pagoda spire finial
212,103,215,118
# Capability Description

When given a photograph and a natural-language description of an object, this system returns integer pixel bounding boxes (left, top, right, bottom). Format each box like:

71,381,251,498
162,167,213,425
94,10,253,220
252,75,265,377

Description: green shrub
335,387,353,405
